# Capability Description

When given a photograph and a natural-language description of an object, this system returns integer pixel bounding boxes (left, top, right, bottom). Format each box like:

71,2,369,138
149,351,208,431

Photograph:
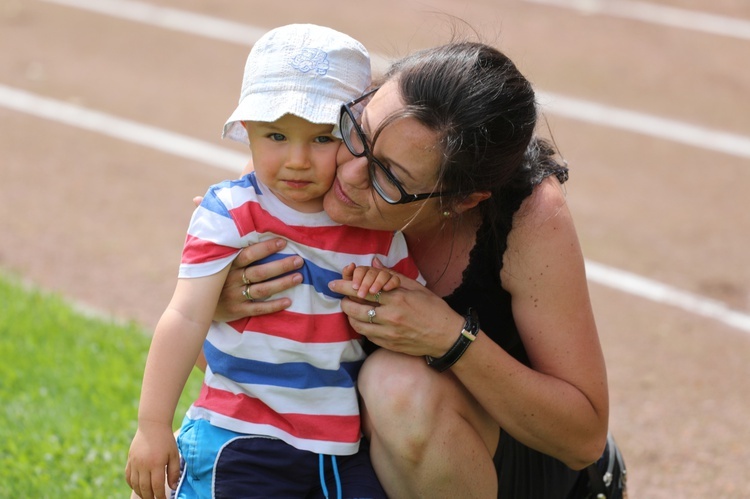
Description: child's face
244,115,340,213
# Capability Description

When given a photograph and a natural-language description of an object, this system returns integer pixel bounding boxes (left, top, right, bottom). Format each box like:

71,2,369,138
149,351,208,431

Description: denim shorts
174,417,385,499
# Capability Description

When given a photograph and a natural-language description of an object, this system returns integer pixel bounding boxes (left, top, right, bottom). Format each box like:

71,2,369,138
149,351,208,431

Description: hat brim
222,89,344,143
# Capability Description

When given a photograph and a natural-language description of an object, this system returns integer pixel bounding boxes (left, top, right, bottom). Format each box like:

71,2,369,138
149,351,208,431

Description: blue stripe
199,173,262,217
204,341,362,389
236,172,263,194
200,184,231,218
254,253,344,300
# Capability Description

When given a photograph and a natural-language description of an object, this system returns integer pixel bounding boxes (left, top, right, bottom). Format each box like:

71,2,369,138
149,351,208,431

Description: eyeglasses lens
341,99,404,204
341,111,365,156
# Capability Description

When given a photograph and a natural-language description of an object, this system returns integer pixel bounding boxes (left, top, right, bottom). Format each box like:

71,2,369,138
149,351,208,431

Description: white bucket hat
223,24,372,143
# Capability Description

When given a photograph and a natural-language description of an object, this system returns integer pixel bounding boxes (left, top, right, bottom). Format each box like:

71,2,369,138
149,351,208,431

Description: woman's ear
452,191,491,215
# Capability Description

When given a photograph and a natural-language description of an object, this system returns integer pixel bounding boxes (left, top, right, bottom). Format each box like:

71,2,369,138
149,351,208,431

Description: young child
125,24,419,499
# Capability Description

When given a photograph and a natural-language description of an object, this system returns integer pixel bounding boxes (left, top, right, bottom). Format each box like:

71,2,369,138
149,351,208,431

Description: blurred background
1,0,749,496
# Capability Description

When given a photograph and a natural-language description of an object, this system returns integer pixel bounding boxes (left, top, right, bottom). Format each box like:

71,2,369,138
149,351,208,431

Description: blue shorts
174,417,386,499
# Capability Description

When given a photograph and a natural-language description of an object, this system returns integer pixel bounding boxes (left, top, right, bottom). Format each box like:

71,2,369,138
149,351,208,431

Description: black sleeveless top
443,211,528,366
443,166,588,499
443,164,570,365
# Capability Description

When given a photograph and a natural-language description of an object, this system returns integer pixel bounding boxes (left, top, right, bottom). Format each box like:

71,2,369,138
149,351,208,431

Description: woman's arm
126,268,229,499
458,177,608,468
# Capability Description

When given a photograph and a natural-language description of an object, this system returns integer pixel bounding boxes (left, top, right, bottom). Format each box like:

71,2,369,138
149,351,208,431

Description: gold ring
242,267,251,285
242,284,254,302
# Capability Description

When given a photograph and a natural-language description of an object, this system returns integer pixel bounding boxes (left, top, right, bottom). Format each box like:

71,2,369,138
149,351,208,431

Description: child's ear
452,191,491,215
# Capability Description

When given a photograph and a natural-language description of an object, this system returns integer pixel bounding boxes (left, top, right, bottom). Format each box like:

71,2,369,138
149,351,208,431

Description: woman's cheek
335,141,356,167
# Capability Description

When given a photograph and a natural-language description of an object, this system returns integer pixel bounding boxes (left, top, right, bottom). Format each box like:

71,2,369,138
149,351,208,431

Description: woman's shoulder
514,175,571,231
503,175,579,283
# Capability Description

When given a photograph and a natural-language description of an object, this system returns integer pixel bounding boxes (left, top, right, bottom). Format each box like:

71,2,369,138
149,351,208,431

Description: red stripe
181,234,238,264
195,384,360,443
230,201,398,254
391,256,421,280
227,310,359,343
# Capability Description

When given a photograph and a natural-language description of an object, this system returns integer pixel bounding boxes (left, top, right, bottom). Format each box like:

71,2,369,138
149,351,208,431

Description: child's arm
342,262,401,299
125,265,230,499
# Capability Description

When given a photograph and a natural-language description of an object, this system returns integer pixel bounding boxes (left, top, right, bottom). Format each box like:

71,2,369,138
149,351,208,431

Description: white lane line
538,92,750,160
41,0,268,44
2,84,749,335
38,0,392,72
586,261,750,334
524,0,750,41
0,85,247,172
39,0,750,161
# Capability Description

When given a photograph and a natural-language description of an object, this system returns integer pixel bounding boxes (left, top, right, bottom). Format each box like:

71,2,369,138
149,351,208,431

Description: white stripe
41,0,267,44
203,369,360,416
208,323,365,367
538,92,750,160
586,261,750,334
523,0,750,41
186,406,359,455
37,0,750,158
0,85,247,172
38,0,392,73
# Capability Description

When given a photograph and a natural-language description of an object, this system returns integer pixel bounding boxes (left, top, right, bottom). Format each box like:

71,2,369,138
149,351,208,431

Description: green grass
0,274,203,498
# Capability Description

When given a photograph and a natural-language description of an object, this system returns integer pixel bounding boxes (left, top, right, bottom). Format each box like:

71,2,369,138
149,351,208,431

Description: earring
442,210,452,218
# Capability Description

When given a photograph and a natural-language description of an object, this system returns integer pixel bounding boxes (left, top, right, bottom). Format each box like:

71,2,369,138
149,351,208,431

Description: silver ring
374,291,382,303
241,267,251,285
367,308,376,323
242,284,254,302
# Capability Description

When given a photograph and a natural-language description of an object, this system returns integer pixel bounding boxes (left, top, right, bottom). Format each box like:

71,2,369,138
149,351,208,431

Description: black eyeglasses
339,88,456,205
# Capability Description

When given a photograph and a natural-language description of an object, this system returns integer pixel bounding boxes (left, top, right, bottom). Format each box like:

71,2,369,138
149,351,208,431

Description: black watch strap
425,308,480,372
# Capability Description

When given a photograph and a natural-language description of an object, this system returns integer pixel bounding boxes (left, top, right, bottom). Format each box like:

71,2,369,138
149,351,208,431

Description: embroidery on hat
290,48,329,75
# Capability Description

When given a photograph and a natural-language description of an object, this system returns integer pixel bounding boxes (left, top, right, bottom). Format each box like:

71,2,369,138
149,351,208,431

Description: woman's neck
404,210,481,297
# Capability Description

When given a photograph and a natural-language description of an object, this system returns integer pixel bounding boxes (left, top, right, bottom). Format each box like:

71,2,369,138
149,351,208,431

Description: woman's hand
214,238,304,323
329,271,464,358
194,191,302,323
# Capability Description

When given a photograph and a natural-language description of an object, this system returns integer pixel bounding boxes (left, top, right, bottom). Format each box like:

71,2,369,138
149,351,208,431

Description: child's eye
314,136,336,144
269,133,286,141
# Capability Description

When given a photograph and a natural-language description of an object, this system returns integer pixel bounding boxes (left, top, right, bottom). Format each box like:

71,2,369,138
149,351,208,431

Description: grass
0,274,203,498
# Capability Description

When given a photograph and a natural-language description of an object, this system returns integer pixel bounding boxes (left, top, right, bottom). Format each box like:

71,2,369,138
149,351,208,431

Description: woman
217,41,624,498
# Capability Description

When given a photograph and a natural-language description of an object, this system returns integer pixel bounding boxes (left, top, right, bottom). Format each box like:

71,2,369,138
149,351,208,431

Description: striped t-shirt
179,172,420,456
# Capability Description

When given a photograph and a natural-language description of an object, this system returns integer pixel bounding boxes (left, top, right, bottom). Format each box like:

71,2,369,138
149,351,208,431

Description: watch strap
425,308,480,372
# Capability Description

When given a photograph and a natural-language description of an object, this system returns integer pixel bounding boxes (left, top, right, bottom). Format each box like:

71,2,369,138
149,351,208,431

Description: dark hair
380,42,567,259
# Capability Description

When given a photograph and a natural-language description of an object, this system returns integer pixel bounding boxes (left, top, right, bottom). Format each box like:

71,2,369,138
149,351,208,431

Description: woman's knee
359,350,442,417
359,351,462,457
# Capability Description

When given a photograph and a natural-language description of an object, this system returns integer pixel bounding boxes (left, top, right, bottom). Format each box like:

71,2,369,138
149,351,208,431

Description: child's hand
125,422,181,499
343,263,401,299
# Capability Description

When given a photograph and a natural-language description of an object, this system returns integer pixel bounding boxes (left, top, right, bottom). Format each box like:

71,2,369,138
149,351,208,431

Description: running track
1,0,748,495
